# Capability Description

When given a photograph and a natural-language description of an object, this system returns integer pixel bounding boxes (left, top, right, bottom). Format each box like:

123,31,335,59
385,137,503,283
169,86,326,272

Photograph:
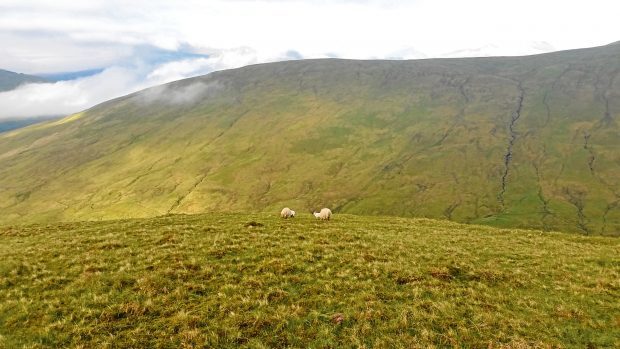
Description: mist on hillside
137,80,224,106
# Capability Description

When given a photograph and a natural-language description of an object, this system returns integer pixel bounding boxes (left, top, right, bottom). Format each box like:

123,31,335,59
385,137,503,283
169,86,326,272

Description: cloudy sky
0,0,618,119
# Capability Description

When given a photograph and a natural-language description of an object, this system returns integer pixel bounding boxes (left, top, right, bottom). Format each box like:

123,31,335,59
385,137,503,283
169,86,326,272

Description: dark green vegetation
1,213,618,348
0,69,48,92
1,43,619,234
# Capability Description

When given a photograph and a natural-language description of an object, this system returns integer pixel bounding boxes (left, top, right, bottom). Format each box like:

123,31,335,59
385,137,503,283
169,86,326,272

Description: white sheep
313,208,332,220
280,207,296,218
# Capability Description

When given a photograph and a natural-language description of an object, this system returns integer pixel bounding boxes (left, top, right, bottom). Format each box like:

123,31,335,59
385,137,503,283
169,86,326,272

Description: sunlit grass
1,213,618,348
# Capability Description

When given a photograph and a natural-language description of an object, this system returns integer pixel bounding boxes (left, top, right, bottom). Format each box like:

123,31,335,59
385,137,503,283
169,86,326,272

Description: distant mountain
38,68,104,82
0,116,61,134
0,69,48,92
0,43,618,234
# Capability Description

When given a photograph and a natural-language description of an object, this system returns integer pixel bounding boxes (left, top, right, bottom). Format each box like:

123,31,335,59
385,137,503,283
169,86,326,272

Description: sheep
280,207,296,218
313,208,332,220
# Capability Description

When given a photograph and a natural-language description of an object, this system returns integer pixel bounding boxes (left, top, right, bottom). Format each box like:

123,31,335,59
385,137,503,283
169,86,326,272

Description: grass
1,213,618,348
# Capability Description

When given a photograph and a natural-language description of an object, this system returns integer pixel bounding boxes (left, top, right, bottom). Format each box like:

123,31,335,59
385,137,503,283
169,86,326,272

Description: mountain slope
0,69,48,92
0,43,619,233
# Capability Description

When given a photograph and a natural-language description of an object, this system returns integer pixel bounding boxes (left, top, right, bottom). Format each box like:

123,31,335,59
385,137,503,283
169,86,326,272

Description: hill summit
0,43,619,234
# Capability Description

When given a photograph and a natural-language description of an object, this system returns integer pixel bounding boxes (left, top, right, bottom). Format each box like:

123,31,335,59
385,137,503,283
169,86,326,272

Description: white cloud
0,0,619,119
2,0,619,74
145,47,265,85
137,81,223,106
0,67,141,118
0,47,297,119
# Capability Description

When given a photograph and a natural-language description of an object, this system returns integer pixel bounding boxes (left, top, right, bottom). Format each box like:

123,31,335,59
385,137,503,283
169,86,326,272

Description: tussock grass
0,213,618,348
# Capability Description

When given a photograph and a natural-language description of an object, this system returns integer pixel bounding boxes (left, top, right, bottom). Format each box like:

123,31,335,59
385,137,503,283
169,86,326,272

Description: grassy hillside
0,43,619,234
0,213,618,348
0,69,48,92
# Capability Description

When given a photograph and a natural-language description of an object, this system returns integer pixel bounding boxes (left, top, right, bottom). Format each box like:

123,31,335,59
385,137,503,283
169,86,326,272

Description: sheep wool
280,207,295,218
314,208,332,220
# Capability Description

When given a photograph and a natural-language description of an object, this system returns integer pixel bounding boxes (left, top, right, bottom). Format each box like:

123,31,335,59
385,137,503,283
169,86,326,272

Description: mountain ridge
0,69,49,92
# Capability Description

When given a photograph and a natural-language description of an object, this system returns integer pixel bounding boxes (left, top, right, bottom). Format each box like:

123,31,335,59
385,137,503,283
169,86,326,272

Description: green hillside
0,43,619,234
1,213,618,347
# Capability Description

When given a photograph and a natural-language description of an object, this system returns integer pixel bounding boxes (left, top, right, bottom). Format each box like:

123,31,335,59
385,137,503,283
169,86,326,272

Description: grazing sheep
313,208,332,220
280,207,295,218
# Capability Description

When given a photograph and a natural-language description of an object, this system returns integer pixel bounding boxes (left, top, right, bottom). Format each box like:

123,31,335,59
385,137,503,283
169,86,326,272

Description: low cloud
0,67,142,119
2,0,618,75
137,81,223,106
0,47,298,119
2,0,617,120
